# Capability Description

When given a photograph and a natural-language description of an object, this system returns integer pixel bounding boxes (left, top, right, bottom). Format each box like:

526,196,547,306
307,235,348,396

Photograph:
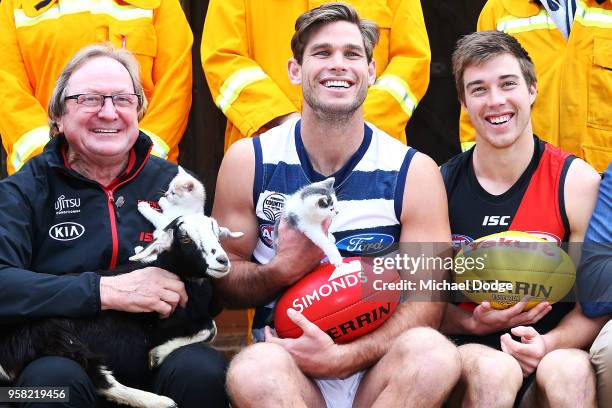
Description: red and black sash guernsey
441,136,575,347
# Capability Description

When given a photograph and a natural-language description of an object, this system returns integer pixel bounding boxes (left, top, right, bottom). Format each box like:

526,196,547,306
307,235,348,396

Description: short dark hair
291,2,379,64
452,30,536,103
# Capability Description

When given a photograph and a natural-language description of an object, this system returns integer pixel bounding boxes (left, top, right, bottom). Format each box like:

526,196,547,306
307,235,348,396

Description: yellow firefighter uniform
0,0,193,174
202,0,430,150
459,0,612,173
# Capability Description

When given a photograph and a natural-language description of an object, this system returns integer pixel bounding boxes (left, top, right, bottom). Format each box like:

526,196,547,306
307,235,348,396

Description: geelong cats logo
49,222,85,241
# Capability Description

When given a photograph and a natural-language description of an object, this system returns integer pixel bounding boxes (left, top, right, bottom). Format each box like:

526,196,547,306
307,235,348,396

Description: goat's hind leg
149,321,217,368
95,366,177,408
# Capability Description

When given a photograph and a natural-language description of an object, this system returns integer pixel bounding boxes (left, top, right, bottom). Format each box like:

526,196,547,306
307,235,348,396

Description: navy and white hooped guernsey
251,118,416,340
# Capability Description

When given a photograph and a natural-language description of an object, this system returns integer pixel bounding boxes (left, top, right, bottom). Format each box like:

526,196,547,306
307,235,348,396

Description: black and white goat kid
0,213,242,408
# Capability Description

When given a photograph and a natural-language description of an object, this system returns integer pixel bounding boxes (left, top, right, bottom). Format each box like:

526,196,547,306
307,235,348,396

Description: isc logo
482,215,510,226
48,222,85,241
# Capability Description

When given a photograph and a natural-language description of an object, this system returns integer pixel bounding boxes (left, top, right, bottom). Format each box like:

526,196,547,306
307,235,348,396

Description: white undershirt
542,0,577,39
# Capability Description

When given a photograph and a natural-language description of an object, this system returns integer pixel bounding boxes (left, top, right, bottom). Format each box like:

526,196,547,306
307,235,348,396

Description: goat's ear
219,227,244,240
129,230,174,263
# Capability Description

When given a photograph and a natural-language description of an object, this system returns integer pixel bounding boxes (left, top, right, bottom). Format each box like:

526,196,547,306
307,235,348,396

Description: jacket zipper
103,145,153,269
105,189,120,269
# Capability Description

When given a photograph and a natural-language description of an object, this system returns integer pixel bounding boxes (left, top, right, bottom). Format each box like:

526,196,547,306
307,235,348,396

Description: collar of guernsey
19,0,160,17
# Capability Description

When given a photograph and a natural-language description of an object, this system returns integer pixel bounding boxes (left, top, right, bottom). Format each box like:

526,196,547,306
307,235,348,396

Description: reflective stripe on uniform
10,126,50,171
141,128,169,159
215,67,268,114
496,10,556,34
575,0,612,28
370,74,417,116
14,0,152,28
497,2,612,34
461,141,476,152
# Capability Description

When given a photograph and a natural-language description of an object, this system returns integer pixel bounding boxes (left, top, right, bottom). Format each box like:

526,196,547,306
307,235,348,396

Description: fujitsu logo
55,195,81,215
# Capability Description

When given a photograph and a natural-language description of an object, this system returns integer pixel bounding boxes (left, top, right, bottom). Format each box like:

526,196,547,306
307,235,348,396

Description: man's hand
265,308,348,378
269,220,326,286
470,299,552,335
500,326,548,377
100,267,188,318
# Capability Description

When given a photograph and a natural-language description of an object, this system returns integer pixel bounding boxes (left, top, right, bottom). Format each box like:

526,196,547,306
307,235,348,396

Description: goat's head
129,214,243,279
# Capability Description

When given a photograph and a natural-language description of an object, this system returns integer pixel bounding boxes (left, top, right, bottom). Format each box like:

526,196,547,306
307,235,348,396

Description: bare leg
534,349,596,408
226,342,326,408
449,343,522,408
353,327,461,408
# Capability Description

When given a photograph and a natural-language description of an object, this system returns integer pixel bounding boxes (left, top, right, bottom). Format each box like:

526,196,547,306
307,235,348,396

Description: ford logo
49,222,85,241
336,233,394,254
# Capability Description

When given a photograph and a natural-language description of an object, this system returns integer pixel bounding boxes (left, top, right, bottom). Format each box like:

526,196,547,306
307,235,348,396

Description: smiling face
462,53,537,149
288,20,376,120
57,56,140,163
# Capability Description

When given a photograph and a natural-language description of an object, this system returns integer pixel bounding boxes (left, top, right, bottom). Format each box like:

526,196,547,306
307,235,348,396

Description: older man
0,45,227,407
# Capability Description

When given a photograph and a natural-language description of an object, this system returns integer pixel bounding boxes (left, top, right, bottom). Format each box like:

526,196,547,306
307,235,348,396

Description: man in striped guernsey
212,3,459,408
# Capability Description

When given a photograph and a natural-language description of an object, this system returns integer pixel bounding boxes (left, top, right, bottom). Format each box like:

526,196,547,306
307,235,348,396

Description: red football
274,257,401,343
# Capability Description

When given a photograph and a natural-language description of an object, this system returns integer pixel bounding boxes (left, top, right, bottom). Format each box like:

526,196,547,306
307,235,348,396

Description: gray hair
48,44,147,136
452,31,537,103
291,2,379,64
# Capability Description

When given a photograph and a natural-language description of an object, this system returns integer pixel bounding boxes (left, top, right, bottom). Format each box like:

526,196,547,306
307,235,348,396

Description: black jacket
0,132,177,324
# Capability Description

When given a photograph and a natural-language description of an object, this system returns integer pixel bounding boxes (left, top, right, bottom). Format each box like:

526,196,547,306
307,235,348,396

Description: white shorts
314,370,366,408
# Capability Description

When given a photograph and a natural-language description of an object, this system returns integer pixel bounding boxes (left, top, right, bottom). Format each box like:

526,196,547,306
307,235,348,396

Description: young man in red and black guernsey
441,31,607,408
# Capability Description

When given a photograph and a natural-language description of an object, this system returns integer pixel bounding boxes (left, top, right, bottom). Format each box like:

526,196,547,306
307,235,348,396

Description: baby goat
0,213,242,408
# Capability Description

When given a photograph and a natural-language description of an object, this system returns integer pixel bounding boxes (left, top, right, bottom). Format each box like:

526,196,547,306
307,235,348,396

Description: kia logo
49,222,85,241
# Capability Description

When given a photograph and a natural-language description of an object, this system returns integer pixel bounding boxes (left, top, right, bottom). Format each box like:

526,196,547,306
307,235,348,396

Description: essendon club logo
137,199,160,211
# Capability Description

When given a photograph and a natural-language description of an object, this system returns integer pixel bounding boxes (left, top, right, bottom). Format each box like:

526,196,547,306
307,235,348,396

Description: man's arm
0,177,100,324
267,153,451,378
579,162,612,317
363,0,430,141
541,158,606,350
139,0,193,163
201,0,298,141
211,139,324,308
0,0,50,175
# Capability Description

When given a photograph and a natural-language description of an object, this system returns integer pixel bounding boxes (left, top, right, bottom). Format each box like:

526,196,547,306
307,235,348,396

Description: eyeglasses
64,93,140,112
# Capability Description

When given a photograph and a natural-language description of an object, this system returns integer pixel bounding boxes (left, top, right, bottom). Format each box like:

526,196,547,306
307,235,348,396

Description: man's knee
591,321,612,406
537,348,594,387
590,320,612,374
390,327,460,380
153,343,228,408
227,343,295,395
15,356,96,408
459,344,522,388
